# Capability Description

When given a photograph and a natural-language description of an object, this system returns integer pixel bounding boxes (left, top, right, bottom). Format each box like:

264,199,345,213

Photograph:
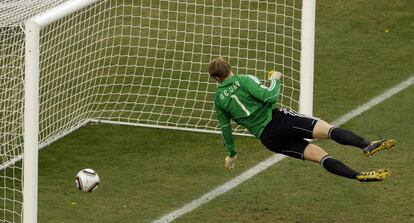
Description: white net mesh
91,0,302,134
0,0,303,221
1,15,25,223
1,1,68,221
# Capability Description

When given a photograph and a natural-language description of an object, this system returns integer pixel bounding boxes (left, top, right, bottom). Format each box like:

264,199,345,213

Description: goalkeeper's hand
225,155,237,171
267,70,283,80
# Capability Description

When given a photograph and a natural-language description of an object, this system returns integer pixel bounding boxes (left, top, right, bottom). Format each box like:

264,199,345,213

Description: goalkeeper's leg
303,144,389,181
304,144,358,179
312,119,396,156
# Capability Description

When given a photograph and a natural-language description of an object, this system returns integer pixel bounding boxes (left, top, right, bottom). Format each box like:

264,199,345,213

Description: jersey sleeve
215,101,237,157
242,75,281,104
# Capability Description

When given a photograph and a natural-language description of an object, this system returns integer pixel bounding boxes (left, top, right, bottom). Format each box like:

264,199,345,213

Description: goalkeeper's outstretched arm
215,100,238,170
215,102,236,157
243,71,282,105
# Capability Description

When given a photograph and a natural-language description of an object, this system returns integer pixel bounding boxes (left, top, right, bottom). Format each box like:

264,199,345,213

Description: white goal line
152,74,414,223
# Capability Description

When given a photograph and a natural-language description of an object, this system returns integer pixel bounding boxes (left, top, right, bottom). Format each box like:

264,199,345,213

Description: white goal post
24,1,99,222
299,0,316,116
0,0,315,222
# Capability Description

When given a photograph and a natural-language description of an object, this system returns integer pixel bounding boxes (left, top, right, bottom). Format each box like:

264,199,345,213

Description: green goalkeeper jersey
214,74,281,157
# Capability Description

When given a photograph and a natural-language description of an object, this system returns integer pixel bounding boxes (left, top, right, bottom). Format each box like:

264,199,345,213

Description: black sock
329,127,370,149
320,155,359,179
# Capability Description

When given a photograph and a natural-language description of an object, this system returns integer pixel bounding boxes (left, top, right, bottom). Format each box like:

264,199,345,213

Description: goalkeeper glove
225,155,237,171
267,70,283,80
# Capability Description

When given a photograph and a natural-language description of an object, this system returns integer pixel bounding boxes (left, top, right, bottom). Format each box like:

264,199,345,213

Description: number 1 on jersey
231,95,251,116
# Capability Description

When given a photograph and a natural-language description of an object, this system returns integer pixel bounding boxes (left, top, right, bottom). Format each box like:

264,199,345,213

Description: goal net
0,0,313,222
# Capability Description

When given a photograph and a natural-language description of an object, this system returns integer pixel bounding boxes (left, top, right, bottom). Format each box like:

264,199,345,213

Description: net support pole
299,0,316,116
23,20,40,223
23,1,99,222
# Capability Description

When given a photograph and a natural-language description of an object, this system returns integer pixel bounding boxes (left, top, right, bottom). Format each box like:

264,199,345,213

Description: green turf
36,0,414,222
176,85,414,223
1,0,413,222
37,126,269,222
314,0,414,121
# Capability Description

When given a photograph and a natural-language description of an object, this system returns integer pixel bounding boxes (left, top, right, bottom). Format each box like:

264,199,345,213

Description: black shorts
259,108,319,160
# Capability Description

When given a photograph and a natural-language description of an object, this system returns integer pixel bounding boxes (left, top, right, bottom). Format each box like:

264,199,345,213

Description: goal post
0,0,315,222
23,20,40,223
299,0,316,116
23,1,99,222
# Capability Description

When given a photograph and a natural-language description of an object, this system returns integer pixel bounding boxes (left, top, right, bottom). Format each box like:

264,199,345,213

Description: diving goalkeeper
209,57,396,182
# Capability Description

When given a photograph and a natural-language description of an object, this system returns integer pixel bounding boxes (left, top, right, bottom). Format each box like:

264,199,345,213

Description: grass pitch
35,0,414,222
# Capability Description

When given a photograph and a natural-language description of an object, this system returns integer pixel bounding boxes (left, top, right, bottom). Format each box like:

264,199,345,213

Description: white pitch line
332,75,414,126
153,75,414,223
152,154,286,223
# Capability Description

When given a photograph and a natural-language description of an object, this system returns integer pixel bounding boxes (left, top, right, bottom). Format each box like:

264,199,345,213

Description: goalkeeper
209,57,396,182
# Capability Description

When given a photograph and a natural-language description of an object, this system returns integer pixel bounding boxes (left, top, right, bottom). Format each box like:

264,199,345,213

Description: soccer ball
75,168,100,192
